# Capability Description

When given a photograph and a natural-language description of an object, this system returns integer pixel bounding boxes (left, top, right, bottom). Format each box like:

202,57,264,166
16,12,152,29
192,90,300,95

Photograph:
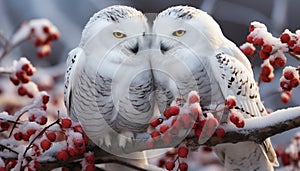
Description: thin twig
0,144,19,154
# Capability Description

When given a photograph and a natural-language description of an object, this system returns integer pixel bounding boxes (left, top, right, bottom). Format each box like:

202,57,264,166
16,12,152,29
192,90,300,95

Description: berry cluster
246,21,288,67
241,21,300,103
148,92,239,170
81,152,96,171
280,66,300,103
9,58,39,98
0,92,93,170
147,91,225,150
225,96,245,128
276,132,300,167
157,147,189,171
19,19,60,58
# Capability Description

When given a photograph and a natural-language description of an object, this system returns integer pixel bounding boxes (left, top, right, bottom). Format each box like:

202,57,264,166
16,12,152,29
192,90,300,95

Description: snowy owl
152,6,278,170
64,5,154,151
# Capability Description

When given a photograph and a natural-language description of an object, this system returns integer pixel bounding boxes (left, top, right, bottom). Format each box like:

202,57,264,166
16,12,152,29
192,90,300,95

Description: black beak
160,43,170,54
129,43,139,54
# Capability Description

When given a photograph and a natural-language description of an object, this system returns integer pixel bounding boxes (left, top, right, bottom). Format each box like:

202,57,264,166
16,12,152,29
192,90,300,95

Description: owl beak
129,43,139,54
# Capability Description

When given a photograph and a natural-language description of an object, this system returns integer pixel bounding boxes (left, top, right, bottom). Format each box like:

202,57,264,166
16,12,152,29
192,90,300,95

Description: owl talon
118,131,134,148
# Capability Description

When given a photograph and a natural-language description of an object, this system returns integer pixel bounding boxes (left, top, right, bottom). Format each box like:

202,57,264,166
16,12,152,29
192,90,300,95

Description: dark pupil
117,33,121,36
177,30,183,34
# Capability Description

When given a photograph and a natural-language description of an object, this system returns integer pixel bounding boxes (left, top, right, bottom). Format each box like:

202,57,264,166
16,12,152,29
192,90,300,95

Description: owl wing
210,52,279,166
64,47,84,119
211,52,265,118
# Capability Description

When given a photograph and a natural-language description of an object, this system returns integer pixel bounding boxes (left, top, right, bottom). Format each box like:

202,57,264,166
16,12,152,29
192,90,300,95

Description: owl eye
172,30,186,37
113,32,126,38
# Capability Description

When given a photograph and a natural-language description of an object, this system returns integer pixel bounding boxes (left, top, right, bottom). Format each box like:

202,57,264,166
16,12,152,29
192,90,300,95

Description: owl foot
118,131,134,149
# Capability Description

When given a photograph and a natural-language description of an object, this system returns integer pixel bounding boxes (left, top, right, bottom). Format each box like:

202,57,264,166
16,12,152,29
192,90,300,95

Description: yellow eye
113,32,126,38
172,30,186,37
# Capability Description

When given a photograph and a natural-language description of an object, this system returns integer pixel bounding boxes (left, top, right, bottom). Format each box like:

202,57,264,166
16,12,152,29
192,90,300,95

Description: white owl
64,5,154,151
152,6,279,170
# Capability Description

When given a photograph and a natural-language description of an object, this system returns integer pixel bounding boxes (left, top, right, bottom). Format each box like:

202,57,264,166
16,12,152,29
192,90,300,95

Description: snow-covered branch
74,107,300,156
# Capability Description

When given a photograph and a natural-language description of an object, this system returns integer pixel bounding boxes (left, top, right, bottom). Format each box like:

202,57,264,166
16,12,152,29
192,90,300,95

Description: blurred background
0,0,299,170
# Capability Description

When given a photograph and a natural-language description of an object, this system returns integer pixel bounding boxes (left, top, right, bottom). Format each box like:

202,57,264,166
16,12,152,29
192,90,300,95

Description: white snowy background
0,0,300,170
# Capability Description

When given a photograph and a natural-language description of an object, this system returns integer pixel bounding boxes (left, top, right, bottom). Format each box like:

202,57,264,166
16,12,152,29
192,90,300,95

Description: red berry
73,138,84,147
215,127,225,138
84,164,96,171
230,114,238,124
207,117,218,129
46,131,56,142
43,26,50,33
151,131,161,141
172,119,182,130
199,119,206,128
274,57,286,67
21,63,30,72
159,124,169,133
165,161,175,170
288,40,297,48
27,129,36,136
73,124,84,133
180,113,192,128
179,162,188,171
162,133,172,144
0,122,10,130
246,35,253,43
281,152,291,166
146,140,154,148
85,153,95,164
260,73,274,82
18,86,27,96
236,120,245,128
26,68,34,76
10,76,20,86
68,148,79,156
40,139,52,151
164,109,172,119
29,114,36,122
284,70,295,80
37,116,48,125
61,118,72,128
150,118,162,128
169,106,180,116
281,91,291,103
22,133,30,141
290,78,299,88
280,33,291,43
158,159,165,167
194,127,202,137
259,51,270,60
42,95,50,104
280,80,292,91
249,25,255,32
189,94,200,104
202,146,212,152
226,96,237,109
57,149,69,161
14,132,23,141
33,160,41,169
262,44,272,53
241,46,255,56
253,38,264,46
261,65,272,75
293,45,300,54
178,146,189,158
